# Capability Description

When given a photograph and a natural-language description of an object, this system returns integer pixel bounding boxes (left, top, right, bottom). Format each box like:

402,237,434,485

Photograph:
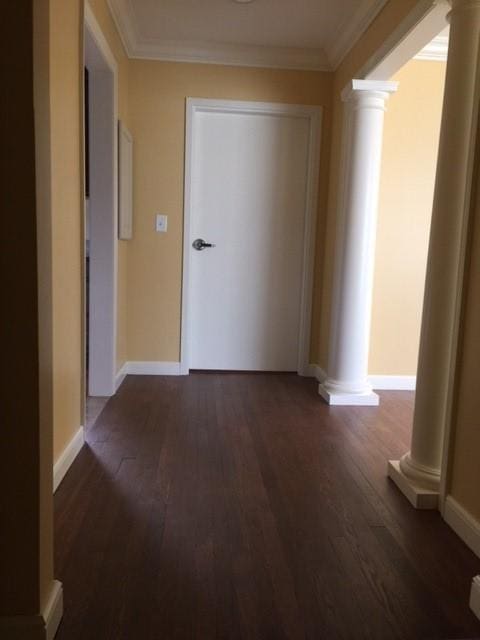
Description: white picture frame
118,120,133,240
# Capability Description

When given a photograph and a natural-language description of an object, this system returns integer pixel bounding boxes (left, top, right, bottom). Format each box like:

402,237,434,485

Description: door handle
192,238,216,251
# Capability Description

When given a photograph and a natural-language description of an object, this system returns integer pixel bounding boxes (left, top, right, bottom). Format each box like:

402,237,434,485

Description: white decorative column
319,80,398,406
388,0,480,508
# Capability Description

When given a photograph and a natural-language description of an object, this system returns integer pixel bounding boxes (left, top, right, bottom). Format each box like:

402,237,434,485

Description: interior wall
1,0,54,616
127,61,332,363
50,0,129,463
317,0,425,370
448,150,480,523
50,0,83,462
369,58,446,375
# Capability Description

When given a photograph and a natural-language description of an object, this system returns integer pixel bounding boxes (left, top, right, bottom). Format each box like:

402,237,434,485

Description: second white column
319,80,397,406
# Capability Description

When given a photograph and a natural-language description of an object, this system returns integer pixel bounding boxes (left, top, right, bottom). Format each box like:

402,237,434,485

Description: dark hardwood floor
54,374,480,639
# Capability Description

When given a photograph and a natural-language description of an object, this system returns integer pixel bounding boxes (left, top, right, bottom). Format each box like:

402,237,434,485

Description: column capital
341,79,398,104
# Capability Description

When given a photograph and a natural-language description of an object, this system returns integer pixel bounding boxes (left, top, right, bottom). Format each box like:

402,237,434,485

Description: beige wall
51,0,130,463
448,153,480,523
369,59,446,375
127,61,332,362
50,0,83,462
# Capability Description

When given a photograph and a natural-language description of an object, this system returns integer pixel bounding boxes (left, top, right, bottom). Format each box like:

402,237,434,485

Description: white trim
362,0,449,81
115,362,128,390
106,0,388,71
444,495,480,559
181,98,322,376
45,580,64,640
106,0,137,58
318,387,380,406
53,427,85,493
85,3,118,72
0,581,63,639
470,576,480,621
126,361,184,376
325,0,389,70
368,375,416,390
414,32,449,61
302,364,327,382
131,40,329,72
85,4,119,397
300,364,327,382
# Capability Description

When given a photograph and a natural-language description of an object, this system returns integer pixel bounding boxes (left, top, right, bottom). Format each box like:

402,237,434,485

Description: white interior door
188,102,313,371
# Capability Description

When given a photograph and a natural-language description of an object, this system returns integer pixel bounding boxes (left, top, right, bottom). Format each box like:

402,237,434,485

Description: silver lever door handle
192,238,216,251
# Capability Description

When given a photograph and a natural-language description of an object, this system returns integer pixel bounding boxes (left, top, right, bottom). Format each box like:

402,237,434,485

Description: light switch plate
156,214,168,233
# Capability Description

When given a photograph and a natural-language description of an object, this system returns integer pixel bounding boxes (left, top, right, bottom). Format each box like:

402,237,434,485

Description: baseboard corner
470,575,480,621
53,426,85,493
115,362,128,390
444,495,480,559
44,580,63,640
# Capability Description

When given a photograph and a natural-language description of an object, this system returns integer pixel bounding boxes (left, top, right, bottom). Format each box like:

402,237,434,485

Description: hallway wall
127,61,333,363
51,0,130,463
369,58,446,375
50,0,83,462
448,145,480,524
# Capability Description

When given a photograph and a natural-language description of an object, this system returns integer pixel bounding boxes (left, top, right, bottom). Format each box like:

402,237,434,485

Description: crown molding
107,0,388,72
132,39,330,71
324,0,390,70
106,0,137,57
414,33,449,61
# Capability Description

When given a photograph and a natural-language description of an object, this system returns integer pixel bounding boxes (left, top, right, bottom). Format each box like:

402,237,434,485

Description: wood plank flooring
54,374,480,639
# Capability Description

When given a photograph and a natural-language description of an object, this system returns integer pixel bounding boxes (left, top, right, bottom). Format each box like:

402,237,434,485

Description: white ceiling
107,0,390,70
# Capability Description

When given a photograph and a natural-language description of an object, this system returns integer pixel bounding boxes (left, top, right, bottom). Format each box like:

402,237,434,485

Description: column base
387,460,439,509
318,383,379,406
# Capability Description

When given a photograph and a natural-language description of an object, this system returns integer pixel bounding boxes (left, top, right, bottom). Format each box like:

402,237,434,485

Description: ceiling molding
324,0,390,70
107,0,391,72
130,39,330,71
414,33,448,61
106,0,137,57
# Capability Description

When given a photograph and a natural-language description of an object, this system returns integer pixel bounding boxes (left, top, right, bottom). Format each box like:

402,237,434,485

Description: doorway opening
368,29,448,390
84,7,118,408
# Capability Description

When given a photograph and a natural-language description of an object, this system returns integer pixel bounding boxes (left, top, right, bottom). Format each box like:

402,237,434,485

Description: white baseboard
444,495,480,559
0,580,63,640
126,361,184,375
115,362,128,390
368,375,416,390
305,368,415,390
470,576,480,621
304,364,326,382
44,580,63,640
53,426,84,493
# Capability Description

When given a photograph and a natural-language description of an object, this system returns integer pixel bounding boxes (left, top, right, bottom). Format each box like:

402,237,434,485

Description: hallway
54,374,480,639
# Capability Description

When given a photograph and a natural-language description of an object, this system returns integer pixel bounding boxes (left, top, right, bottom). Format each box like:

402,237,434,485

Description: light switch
156,214,168,233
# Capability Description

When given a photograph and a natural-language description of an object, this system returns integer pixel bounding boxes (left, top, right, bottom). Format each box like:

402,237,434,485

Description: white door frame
84,4,118,396
181,98,322,375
